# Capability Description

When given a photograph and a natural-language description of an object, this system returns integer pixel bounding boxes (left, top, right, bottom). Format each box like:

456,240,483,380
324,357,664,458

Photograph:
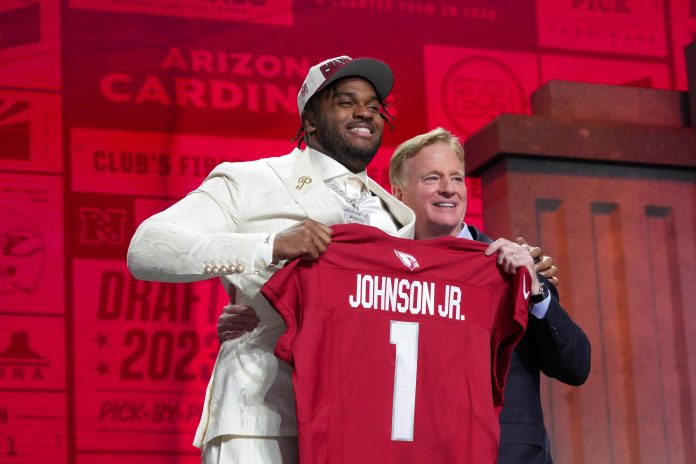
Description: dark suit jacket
468,226,591,464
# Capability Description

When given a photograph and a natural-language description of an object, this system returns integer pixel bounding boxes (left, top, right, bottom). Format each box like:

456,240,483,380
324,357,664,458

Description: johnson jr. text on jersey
348,273,465,321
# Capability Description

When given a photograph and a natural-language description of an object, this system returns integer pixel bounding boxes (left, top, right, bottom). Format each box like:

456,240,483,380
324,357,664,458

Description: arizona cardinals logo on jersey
394,250,419,271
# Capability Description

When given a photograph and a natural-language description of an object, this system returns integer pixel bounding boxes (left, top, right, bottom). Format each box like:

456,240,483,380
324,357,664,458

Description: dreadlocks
291,80,395,148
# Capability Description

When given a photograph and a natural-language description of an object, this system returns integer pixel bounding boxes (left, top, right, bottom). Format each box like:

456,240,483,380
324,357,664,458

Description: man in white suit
126,56,415,463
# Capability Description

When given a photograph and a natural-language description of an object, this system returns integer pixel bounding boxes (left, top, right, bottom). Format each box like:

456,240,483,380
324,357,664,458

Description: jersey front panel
261,224,530,464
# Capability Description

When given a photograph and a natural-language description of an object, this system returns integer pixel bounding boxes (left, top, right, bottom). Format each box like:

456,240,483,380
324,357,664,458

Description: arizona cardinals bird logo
393,249,420,271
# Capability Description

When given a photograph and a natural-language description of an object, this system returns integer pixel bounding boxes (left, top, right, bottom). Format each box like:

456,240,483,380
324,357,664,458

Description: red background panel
0,0,61,90
69,0,294,25
0,174,64,313
0,0,690,461
424,45,539,137
0,392,67,464
70,129,298,196
72,259,225,453
536,0,668,57
0,313,66,463
0,315,65,389
0,91,62,173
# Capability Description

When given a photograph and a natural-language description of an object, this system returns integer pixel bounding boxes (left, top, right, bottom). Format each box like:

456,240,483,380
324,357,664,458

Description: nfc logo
79,208,126,245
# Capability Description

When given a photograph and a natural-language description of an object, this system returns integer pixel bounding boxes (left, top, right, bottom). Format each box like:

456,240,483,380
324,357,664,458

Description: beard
314,114,382,173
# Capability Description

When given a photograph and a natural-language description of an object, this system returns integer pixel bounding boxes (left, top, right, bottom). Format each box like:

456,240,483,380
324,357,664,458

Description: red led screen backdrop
424,44,540,137
72,259,223,458
536,0,668,57
70,0,294,25
0,0,691,462
0,91,62,173
0,0,60,90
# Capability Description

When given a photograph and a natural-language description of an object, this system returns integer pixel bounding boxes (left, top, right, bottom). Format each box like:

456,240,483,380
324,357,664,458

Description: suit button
211,267,219,274
204,266,213,274
220,266,229,274
236,264,244,273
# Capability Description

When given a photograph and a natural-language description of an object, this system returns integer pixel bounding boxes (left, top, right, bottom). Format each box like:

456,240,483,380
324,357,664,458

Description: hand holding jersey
485,238,541,294
272,219,334,263
516,236,559,286
216,237,556,343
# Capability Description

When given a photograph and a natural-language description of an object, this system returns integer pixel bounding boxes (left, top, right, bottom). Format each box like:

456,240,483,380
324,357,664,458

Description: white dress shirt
312,150,398,235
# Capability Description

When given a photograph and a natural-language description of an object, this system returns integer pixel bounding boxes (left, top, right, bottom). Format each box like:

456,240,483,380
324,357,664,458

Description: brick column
465,75,696,464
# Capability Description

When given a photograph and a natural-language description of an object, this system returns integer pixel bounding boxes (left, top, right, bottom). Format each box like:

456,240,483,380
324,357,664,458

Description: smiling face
392,141,467,240
304,77,384,173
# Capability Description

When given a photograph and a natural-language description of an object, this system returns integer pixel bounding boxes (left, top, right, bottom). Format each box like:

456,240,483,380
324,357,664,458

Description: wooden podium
464,46,696,463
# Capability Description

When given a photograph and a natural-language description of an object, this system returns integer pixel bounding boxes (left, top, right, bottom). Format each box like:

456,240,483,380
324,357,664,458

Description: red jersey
261,224,530,464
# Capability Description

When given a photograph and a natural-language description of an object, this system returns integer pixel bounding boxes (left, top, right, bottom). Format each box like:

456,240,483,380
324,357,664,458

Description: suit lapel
468,225,493,244
366,178,415,238
267,148,416,235
267,148,344,225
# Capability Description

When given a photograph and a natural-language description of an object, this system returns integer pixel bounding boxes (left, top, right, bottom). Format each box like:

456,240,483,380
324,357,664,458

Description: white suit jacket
126,148,415,445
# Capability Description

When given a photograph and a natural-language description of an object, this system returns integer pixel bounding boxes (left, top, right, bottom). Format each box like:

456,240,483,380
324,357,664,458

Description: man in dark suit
219,126,591,463
467,227,590,463
388,127,591,464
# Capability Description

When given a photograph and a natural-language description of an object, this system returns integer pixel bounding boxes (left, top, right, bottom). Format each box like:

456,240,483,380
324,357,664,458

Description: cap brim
316,58,394,100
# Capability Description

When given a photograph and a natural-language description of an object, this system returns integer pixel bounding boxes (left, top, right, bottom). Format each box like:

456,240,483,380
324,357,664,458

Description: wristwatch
529,281,549,305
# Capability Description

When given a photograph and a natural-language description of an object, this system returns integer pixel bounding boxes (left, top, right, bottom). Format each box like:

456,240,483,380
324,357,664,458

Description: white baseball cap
297,55,394,115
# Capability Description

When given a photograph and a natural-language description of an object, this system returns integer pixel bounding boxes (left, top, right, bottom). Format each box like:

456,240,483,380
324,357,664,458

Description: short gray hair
389,127,465,186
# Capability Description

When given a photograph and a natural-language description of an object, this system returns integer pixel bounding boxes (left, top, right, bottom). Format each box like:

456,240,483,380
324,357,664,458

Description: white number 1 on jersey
390,320,419,441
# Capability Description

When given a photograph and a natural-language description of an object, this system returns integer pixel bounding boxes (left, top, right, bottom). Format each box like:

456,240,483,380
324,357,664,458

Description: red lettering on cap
320,58,350,78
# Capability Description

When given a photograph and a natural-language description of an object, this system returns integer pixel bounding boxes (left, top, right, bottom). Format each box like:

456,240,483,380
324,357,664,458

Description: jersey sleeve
490,267,530,411
260,258,305,365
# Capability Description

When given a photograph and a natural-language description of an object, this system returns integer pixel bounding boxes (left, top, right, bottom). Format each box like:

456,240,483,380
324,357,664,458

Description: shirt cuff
257,233,275,269
529,292,551,319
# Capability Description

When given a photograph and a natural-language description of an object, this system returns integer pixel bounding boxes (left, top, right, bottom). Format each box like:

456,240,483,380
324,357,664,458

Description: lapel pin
296,176,312,190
